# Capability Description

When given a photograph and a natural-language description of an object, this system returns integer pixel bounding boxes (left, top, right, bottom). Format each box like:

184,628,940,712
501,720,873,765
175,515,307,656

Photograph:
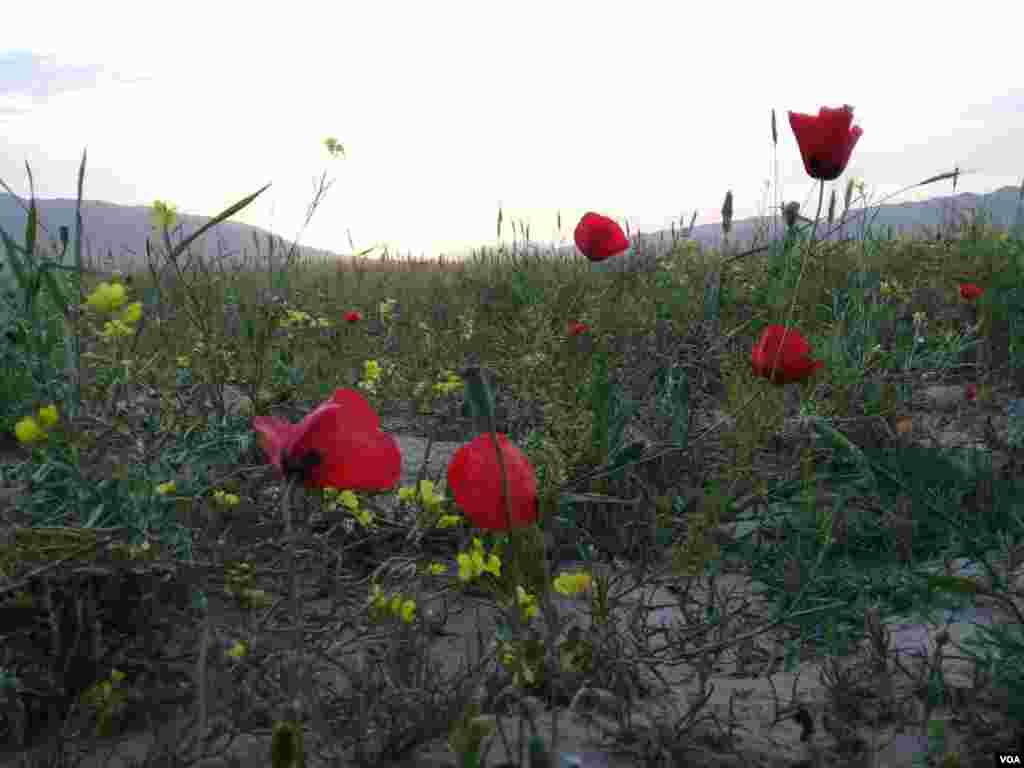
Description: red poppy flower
574,212,630,262
788,105,863,182
751,325,824,385
959,283,983,302
447,433,538,531
965,383,977,402
345,310,363,323
253,388,400,490
568,321,590,337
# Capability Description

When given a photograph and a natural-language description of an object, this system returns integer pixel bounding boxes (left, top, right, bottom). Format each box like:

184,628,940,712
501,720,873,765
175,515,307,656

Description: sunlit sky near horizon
2,1,1023,261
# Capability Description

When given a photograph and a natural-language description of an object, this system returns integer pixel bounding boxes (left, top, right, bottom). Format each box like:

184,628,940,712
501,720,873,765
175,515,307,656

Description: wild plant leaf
653,363,690,446
0,227,30,299
702,267,722,324
461,366,497,433
812,418,876,489
166,183,271,264
23,198,37,257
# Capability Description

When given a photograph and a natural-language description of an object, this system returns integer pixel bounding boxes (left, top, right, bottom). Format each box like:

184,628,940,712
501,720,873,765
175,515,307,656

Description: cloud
0,50,151,119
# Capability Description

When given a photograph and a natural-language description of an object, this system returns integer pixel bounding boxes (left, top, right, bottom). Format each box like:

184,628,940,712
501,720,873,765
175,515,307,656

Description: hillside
1,184,1022,276
0,194,348,275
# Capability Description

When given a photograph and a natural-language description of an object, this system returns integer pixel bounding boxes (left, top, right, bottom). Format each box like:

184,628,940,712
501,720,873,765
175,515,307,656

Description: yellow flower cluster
358,358,393,394
80,668,129,737
552,570,593,597
279,308,332,330
84,281,143,340
368,582,417,624
515,585,538,621
323,487,374,528
226,640,248,660
433,370,464,396
378,298,398,322
151,200,178,232
14,404,59,445
85,281,128,312
456,538,501,583
155,481,176,496
212,489,240,507
398,479,444,512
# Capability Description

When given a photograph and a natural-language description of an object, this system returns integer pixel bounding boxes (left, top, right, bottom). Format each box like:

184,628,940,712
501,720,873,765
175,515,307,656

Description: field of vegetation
1,105,1023,768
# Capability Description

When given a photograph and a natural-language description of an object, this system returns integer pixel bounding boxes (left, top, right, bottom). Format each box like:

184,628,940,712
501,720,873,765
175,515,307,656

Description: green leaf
812,418,876,485
461,366,496,433
0,227,31,298
923,574,981,596
39,264,70,316
166,183,272,264
655,363,691,446
24,199,37,257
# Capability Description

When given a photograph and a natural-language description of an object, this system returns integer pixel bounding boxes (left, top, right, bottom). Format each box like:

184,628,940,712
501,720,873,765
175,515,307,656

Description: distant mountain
0,194,348,276
2,184,1022,277
542,184,1024,267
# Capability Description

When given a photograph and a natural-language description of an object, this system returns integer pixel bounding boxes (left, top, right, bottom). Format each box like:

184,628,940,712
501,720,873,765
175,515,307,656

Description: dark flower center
282,449,322,479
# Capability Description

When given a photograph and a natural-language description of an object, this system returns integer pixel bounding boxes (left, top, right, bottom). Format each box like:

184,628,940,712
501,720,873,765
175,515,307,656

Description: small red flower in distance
959,283,984,302
788,105,863,182
568,321,590,337
345,310,363,323
574,212,630,262
253,388,400,490
965,383,977,402
447,433,538,531
751,325,824,385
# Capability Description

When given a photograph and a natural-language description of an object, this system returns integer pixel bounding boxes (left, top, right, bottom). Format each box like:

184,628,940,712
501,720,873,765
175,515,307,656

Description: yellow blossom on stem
155,481,176,496
227,641,248,660
553,570,593,597
15,417,47,445
516,586,538,621
85,282,127,313
213,490,240,507
457,538,501,583
37,404,59,429
120,301,143,324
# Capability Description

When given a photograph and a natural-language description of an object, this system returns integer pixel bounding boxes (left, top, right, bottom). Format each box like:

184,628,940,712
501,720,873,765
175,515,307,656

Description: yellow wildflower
15,417,47,445
399,599,416,624
553,571,593,597
516,586,538,621
37,404,59,429
85,282,127,313
120,301,143,324
227,641,248,660
155,481,176,496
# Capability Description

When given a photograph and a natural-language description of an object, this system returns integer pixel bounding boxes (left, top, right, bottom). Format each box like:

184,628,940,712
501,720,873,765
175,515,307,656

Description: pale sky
2,1,1022,261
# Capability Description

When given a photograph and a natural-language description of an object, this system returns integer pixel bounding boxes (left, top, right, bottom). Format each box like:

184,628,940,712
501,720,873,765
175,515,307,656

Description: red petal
447,433,538,531
252,416,299,472
253,388,400,490
751,325,823,385
574,212,630,262
788,105,863,182
331,388,382,432
959,283,983,301
288,402,401,490
309,428,401,490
